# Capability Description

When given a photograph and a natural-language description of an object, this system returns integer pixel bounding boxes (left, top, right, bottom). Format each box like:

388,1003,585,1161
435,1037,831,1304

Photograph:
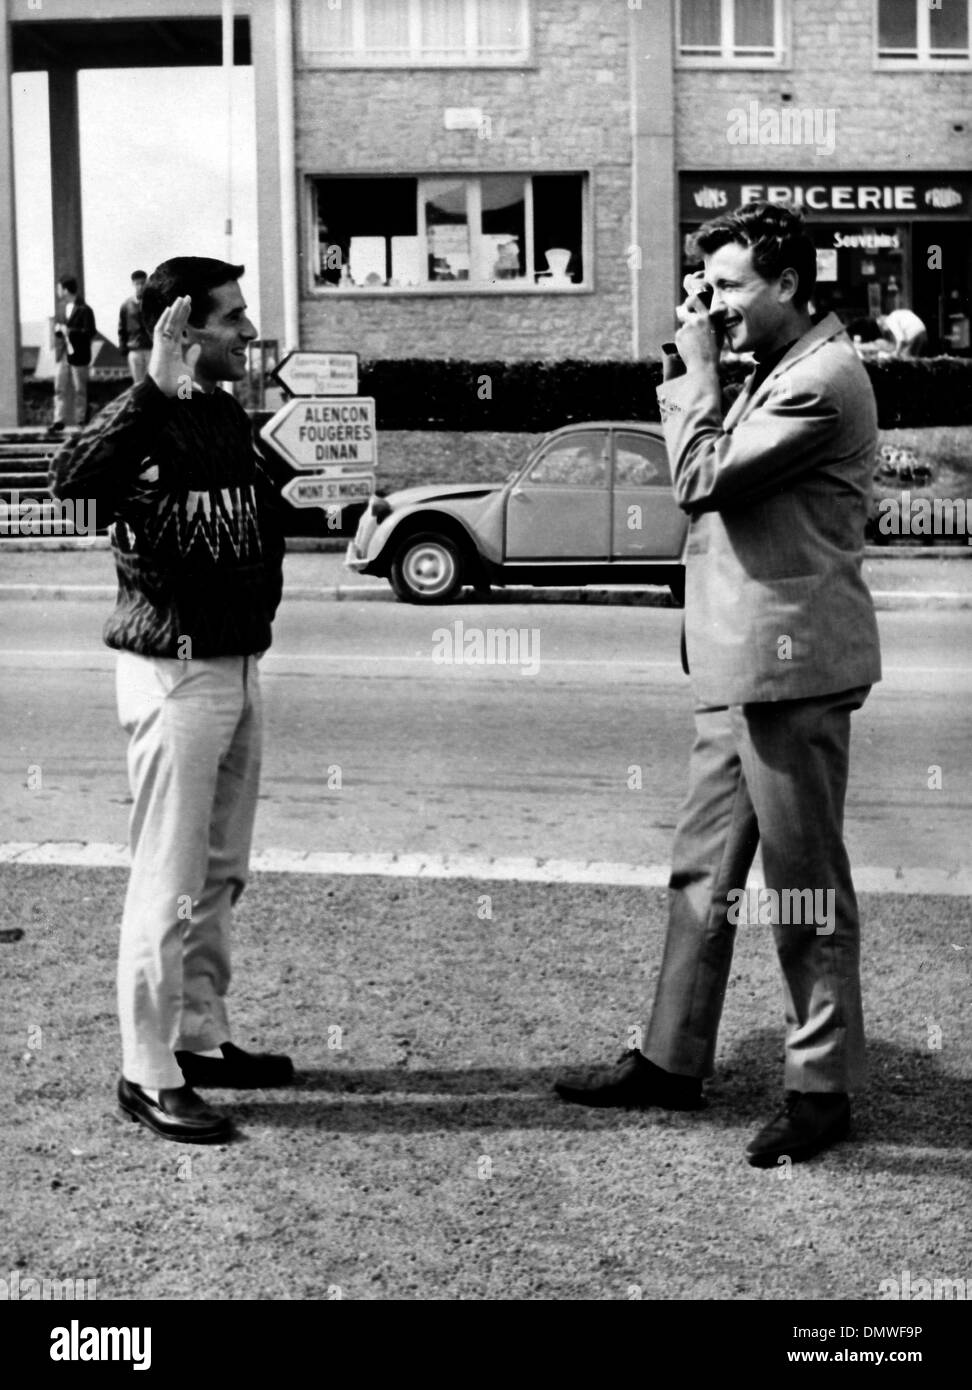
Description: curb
3,841,971,894
0,536,353,553
1,582,970,609
1,536,971,557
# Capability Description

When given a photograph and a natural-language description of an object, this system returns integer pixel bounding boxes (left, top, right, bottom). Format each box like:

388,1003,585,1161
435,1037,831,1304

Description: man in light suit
556,202,881,1166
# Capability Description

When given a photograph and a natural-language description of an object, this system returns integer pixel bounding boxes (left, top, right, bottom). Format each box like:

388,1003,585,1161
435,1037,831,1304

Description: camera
662,281,723,359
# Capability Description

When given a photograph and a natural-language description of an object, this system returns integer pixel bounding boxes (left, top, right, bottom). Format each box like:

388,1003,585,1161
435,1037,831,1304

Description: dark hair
131,269,147,281
688,201,817,307
58,275,78,294
141,257,245,332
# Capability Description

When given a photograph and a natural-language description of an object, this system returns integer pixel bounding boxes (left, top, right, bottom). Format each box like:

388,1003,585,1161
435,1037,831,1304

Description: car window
614,432,669,487
527,433,608,487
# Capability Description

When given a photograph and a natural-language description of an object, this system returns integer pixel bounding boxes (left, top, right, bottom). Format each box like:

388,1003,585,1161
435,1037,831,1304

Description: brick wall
294,1,636,360
674,0,971,171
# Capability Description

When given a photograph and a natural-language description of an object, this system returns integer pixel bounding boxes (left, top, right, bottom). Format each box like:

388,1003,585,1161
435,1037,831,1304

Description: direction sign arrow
281,474,375,508
272,351,359,397
260,396,377,471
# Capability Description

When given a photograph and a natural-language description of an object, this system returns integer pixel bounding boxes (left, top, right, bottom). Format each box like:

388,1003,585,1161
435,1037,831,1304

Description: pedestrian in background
117,269,152,383
50,274,96,434
877,306,927,358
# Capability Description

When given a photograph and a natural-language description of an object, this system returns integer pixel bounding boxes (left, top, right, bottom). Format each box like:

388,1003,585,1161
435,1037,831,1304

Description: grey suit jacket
656,313,881,705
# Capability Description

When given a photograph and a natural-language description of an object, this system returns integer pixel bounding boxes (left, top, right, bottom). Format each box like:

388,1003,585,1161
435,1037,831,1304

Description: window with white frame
876,0,971,64
310,173,586,290
677,0,786,65
300,0,530,66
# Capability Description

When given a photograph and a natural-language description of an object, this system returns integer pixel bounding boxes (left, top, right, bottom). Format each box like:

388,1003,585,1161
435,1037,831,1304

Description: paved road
1,600,970,870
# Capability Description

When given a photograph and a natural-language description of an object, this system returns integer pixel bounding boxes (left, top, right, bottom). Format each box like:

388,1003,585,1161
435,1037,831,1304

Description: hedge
23,355,972,433
354,356,972,431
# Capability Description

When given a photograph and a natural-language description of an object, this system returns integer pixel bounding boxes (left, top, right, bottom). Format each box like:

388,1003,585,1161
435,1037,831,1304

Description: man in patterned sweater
51,258,294,1144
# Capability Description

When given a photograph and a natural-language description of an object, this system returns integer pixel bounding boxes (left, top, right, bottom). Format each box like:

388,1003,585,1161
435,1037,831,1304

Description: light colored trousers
644,687,870,1094
54,359,89,426
115,651,262,1089
127,349,151,384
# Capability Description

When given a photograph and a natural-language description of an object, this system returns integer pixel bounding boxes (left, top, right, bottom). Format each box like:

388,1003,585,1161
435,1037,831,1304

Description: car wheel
389,532,465,603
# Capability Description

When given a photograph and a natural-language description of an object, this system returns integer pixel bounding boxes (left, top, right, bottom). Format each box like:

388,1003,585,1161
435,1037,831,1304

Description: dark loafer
175,1041,295,1089
554,1049,705,1110
117,1077,232,1144
746,1091,851,1167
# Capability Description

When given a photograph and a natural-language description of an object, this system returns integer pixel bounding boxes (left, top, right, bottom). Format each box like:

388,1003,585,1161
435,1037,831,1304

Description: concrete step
1,477,51,492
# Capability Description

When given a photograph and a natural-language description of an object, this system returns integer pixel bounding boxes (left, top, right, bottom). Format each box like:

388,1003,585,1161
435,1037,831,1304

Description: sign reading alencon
260,397,377,471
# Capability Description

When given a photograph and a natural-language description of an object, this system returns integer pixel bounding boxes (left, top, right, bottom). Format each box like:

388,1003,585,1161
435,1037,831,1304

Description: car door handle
511,488,532,501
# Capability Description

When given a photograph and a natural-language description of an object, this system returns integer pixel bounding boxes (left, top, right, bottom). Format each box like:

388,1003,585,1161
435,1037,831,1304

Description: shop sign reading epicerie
681,174,971,220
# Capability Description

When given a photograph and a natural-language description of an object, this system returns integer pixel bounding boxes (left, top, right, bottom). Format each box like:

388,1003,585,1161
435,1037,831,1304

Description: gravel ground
2,865,969,1302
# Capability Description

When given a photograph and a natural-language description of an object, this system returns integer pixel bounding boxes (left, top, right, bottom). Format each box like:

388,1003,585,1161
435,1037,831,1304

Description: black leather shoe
746,1091,851,1167
175,1041,295,1089
555,1050,705,1110
117,1077,232,1144
47,421,65,436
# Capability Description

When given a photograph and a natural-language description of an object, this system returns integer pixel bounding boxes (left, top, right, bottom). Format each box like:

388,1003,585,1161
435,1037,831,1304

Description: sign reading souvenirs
260,397,377,471
272,350,359,397
681,173,972,220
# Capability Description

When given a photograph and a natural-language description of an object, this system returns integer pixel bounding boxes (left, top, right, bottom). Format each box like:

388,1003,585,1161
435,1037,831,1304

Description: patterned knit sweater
49,377,286,658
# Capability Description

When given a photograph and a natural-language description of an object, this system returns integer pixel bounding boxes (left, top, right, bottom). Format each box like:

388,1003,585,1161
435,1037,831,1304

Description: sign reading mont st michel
260,397,377,471
681,173,971,220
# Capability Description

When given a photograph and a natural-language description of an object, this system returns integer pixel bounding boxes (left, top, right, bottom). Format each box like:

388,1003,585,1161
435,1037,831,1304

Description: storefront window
679,173,972,355
808,225,908,325
312,173,585,290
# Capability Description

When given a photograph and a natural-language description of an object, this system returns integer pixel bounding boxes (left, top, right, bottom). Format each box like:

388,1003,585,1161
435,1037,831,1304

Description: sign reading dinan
260,397,377,470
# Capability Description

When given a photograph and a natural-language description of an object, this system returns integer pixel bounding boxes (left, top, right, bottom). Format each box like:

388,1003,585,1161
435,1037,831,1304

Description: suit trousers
644,686,870,1093
115,651,262,1089
54,359,89,426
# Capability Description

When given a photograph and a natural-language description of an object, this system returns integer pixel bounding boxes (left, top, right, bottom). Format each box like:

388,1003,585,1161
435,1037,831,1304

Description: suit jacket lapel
724,313,846,429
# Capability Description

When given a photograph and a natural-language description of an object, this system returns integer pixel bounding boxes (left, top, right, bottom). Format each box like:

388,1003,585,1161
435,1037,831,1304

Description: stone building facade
294,0,640,360
291,0,971,360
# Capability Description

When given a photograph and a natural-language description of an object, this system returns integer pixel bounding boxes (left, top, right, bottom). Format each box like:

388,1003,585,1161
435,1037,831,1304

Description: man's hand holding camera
661,272,727,381
674,271,726,372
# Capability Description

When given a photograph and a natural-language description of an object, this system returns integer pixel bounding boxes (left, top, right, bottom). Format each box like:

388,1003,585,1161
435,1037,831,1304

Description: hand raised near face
148,295,202,398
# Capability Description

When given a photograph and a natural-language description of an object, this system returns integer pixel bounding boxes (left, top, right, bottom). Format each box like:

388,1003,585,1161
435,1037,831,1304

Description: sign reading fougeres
261,397,377,469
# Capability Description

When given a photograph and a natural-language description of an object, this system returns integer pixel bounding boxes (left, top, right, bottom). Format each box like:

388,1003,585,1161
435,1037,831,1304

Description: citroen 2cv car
345,421,687,604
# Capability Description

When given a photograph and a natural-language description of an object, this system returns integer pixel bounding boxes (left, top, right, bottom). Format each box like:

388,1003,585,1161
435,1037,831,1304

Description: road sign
272,351,359,397
281,474,375,508
260,397,377,471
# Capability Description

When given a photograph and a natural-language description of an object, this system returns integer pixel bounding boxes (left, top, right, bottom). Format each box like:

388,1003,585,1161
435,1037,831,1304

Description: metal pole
0,0,23,426
222,0,234,261
275,0,299,350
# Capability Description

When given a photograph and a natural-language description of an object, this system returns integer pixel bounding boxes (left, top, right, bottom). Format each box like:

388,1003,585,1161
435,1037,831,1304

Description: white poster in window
349,237,386,286
429,224,470,278
391,237,421,286
816,249,838,283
